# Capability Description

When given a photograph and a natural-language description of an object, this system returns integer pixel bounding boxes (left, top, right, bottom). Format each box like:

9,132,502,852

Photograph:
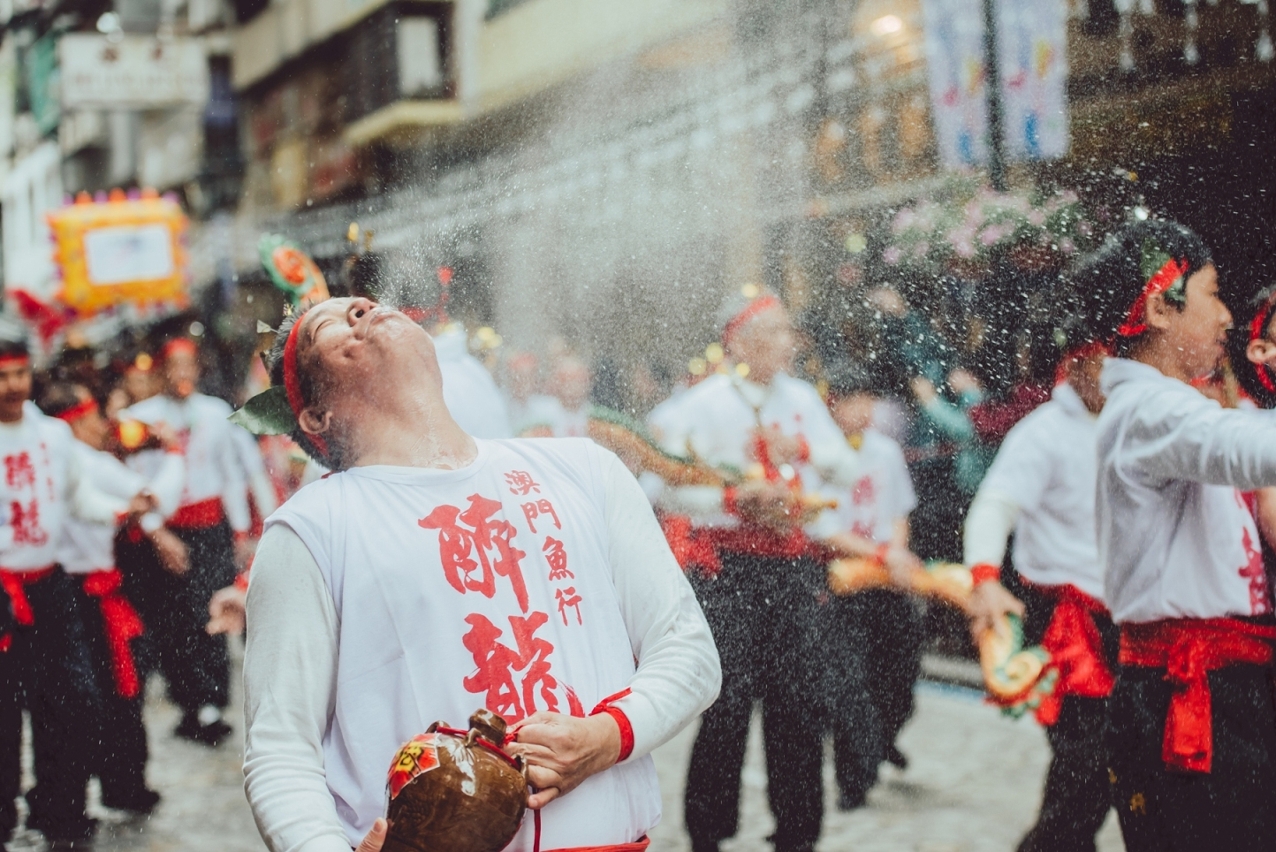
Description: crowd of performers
0,333,274,843
1,215,1276,852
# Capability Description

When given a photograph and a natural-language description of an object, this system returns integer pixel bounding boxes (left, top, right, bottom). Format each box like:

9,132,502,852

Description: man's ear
298,408,332,437
1247,337,1276,368
1143,291,1176,331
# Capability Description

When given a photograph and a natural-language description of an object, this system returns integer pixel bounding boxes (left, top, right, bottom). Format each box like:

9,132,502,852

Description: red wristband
590,688,635,763
872,542,891,566
233,571,251,592
723,485,739,517
970,562,1001,586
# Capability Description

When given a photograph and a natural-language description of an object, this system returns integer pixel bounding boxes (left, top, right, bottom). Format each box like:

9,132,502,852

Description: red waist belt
1119,617,1276,773
82,570,145,699
544,841,649,852
1035,584,1115,726
0,567,56,653
660,517,812,576
168,497,224,530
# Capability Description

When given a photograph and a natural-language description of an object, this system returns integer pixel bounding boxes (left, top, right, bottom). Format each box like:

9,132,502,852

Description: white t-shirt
434,327,513,440
1097,358,1276,623
0,404,127,570
650,372,859,526
123,393,251,532
970,383,1104,599
58,444,183,574
244,438,719,852
811,429,915,544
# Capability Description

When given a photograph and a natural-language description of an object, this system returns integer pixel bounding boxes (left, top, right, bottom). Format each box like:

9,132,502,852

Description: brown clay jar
383,709,528,852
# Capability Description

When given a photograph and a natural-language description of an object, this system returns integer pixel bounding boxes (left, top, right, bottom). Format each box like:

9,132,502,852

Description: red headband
1249,291,1276,393
722,295,781,345
160,338,198,360
0,354,30,368
55,398,98,424
282,314,330,459
1116,257,1189,338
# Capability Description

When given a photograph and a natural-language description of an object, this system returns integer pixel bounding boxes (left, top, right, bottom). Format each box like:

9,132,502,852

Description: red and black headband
722,294,781,345
55,398,98,424
159,338,198,361
282,312,330,459
1115,256,1189,338
1248,289,1276,393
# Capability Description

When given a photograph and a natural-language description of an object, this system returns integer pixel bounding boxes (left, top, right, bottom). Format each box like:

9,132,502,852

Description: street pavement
6,648,1123,851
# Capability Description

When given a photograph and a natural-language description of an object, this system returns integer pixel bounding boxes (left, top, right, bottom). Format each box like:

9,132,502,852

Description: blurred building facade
0,0,241,304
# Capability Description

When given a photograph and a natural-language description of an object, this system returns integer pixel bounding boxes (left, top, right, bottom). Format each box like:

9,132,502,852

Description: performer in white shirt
1071,220,1276,851
39,381,185,816
809,364,923,812
0,340,143,844
652,287,859,852
963,340,1116,852
239,296,720,852
433,323,514,439
118,337,251,746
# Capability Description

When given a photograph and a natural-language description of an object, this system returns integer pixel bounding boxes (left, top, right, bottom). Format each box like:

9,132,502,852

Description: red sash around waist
660,516,813,576
168,497,224,530
1034,584,1115,726
1119,617,1276,773
81,569,145,699
543,841,649,852
0,566,56,628
0,566,56,653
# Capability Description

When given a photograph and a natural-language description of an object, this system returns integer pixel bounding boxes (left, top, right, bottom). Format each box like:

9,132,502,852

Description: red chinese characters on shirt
9,500,47,546
461,611,584,722
521,499,561,534
543,536,573,582
5,453,35,491
504,470,541,496
419,494,530,613
1238,527,1271,615
555,587,583,626
426,483,586,724
4,451,48,547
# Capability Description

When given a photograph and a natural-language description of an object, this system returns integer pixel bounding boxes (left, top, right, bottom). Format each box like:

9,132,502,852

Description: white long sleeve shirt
0,403,130,569
230,426,279,519
650,372,859,525
964,382,1104,600
809,429,915,545
434,327,514,439
243,439,720,852
123,393,251,533
1097,358,1276,623
59,443,184,574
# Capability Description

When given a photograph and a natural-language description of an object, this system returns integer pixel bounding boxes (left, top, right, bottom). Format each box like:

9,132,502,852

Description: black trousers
1009,575,1120,852
826,588,923,798
684,552,825,851
71,580,150,800
1107,664,1276,852
118,520,236,714
0,570,98,838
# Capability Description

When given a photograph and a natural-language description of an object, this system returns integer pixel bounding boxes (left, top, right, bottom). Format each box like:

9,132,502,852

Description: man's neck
1128,338,1199,384
348,392,478,470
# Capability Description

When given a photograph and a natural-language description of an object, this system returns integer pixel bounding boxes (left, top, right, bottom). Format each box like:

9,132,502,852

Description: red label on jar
387,733,441,800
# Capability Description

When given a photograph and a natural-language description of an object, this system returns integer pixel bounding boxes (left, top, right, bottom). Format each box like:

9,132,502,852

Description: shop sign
59,34,209,110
